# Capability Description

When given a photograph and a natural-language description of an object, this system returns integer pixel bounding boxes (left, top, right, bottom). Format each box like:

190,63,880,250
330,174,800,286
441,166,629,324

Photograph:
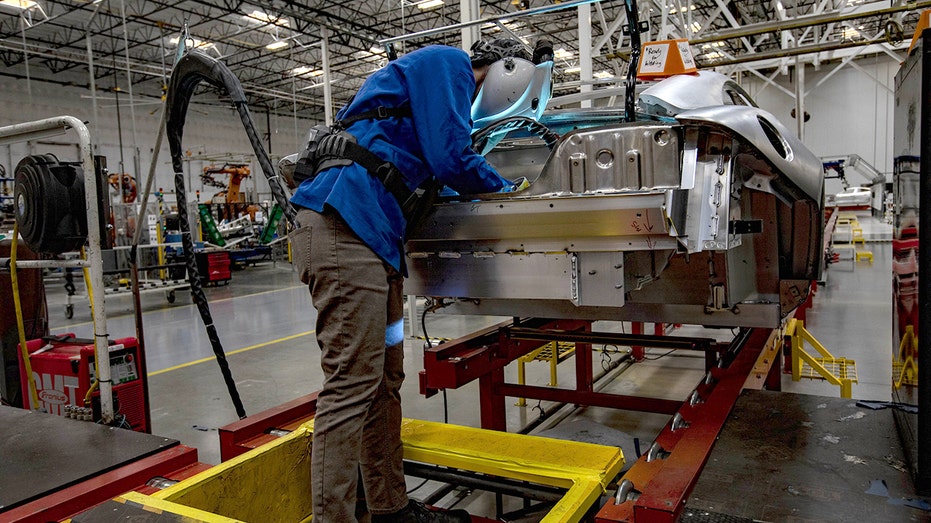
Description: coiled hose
165,51,296,419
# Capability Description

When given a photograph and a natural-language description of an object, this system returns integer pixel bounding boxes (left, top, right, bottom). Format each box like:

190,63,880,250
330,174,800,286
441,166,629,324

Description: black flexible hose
164,51,296,419
624,0,642,123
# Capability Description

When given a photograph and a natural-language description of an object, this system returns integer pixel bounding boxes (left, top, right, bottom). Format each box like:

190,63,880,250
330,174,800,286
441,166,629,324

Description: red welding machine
18,334,150,432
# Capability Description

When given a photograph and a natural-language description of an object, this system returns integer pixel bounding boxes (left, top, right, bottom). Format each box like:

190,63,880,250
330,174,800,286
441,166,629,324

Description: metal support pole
0,117,113,424
20,18,32,105
321,26,333,126
578,3,593,108
631,321,645,360
575,337,594,395
479,367,507,431
795,56,805,140
119,0,140,179
460,0,480,52
86,32,100,151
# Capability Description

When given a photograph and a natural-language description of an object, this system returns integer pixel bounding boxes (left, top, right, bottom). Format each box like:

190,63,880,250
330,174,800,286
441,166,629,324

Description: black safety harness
291,106,436,228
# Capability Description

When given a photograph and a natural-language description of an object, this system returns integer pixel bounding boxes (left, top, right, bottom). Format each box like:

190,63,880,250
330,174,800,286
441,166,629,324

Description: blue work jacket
290,45,510,274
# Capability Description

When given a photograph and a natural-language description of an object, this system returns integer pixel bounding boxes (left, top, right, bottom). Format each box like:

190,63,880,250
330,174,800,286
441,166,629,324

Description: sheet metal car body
834,186,871,206
405,72,824,328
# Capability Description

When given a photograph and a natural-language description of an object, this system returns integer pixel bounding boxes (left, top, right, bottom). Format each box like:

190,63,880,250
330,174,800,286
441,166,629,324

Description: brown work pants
291,207,408,522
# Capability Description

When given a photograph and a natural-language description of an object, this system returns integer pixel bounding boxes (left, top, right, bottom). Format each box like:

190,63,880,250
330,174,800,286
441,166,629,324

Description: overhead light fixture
690,22,702,32
0,0,37,10
554,48,573,60
704,51,722,59
563,66,581,74
669,4,695,13
417,0,444,9
244,9,290,28
370,45,386,54
843,27,861,39
290,66,323,77
266,39,288,51
593,70,613,79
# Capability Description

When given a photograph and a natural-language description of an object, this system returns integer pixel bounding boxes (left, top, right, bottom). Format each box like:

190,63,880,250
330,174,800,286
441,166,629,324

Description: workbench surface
0,406,178,512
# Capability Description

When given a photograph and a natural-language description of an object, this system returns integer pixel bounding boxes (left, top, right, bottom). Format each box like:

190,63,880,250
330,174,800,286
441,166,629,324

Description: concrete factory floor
43,212,899,517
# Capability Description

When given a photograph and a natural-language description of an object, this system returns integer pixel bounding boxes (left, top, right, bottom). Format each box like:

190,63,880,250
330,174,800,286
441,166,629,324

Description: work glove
501,176,530,193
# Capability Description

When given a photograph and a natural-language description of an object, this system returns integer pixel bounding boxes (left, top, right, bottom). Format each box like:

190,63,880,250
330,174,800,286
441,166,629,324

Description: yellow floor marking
148,330,315,377
50,284,306,331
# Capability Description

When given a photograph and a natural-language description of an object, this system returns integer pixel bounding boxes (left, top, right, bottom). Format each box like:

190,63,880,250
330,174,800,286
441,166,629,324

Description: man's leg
301,209,392,523
361,270,408,516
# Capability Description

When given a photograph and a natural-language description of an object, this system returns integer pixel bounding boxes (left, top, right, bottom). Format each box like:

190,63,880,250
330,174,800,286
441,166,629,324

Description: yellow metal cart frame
116,419,624,523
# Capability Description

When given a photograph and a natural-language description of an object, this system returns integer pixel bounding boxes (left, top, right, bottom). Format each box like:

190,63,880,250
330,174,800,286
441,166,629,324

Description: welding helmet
470,38,554,131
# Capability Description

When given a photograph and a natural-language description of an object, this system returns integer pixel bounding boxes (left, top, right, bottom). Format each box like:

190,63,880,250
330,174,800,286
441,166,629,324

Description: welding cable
623,0,642,123
165,51,299,419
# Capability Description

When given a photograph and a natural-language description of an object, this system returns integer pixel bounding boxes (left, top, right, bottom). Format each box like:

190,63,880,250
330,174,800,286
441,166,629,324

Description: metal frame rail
596,328,780,522
419,318,722,431
0,116,116,423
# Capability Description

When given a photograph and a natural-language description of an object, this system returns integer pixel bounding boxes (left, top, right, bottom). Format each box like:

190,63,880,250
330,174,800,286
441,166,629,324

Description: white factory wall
735,54,898,200
0,75,316,209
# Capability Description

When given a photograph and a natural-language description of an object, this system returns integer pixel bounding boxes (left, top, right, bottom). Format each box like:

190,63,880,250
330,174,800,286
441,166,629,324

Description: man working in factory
288,38,552,523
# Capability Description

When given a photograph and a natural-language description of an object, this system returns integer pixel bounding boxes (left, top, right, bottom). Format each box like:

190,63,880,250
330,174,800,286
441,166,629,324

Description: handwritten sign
639,43,670,74
678,41,696,69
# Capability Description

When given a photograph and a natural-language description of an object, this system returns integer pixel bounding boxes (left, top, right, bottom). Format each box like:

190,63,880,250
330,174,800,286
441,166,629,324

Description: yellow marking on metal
744,328,780,389
147,330,314,376
397,419,623,522
119,492,245,522
307,418,623,522
153,425,315,522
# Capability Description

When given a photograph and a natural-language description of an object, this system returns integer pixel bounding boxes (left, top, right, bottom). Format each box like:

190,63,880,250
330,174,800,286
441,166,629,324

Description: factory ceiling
0,0,924,123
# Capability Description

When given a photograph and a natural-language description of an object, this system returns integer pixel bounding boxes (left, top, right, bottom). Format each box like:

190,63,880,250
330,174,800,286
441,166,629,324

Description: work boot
371,499,471,523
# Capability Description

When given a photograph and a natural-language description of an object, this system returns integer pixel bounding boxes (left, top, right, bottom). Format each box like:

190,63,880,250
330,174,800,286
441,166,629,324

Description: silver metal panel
637,71,758,117
431,298,782,329
407,252,575,302
576,252,625,307
407,235,678,258
676,105,823,203
519,122,682,196
406,252,625,308
412,192,669,244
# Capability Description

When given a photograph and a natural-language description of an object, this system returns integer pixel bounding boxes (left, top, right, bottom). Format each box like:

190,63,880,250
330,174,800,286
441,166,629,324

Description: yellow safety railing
516,341,575,406
787,319,857,398
893,325,919,389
